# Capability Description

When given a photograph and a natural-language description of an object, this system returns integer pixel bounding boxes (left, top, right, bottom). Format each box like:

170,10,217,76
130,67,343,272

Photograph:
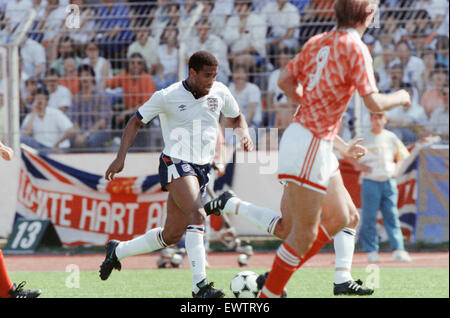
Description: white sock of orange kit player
333,227,356,284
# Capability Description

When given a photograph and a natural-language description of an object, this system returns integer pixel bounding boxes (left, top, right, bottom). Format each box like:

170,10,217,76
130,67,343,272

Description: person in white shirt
126,28,159,76
223,0,267,70
229,64,263,127
155,27,179,90
20,87,76,153
390,40,426,92
19,37,46,80
426,79,449,140
3,0,33,31
44,68,72,113
354,112,412,263
187,18,230,84
100,51,254,298
262,0,300,53
82,40,112,91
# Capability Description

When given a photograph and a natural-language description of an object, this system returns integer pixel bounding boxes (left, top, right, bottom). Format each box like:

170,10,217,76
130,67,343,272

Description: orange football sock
295,225,332,269
259,242,300,298
0,250,13,298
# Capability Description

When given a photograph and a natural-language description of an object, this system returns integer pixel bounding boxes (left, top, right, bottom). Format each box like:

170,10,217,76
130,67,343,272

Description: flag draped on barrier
16,146,168,246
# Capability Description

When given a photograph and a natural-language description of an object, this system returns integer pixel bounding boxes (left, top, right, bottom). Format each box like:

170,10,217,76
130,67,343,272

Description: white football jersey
137,80,240,165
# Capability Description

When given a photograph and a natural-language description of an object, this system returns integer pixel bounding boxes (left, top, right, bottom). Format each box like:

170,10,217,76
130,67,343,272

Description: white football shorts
278,122,340,194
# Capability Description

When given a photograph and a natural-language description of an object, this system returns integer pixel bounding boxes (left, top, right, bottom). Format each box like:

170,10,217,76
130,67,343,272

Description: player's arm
277,68,303,105
363,90,411,113
105,115,143,180
334,135,367,160
225,113,254,152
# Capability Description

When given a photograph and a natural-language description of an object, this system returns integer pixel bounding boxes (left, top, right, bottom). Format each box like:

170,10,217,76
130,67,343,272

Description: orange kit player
258,0,411,298
0,142,41,298
205,0,411,297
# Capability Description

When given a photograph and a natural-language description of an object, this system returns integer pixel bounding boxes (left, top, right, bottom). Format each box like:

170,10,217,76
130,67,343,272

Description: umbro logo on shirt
178,104,187,111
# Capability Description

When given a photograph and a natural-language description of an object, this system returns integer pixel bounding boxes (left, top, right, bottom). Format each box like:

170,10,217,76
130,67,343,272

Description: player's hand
240,135,254,152
344,138,367,160
0,141,14,161
105,157,125,181
398,89,411,108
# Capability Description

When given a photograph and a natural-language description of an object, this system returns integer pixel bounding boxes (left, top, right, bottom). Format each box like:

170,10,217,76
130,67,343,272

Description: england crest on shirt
207,97,219,112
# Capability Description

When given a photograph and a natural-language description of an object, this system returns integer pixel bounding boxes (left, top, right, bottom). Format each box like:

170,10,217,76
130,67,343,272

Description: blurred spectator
19,36,46,79
49,36,83,77
58,53,81,96
187,18,230,85
3,0,33,31
44,68,72,113
433,35,449,68
391,40,426,91
420,64,448,117
375,44,397,92
197,0,228,40
127,28,159,76
266,45,296,129
21,77,39,111
105,52,156,129
148,0,172,42
262,0,300,54
386,82,426,144
70,64,112,150
414,0,448,31
421,48,437,91
229,64,263,127
20,87,77,153
93,0,134,65
354,112,412,263
67,0,97,45
36,0,67,48
384,62,404,94
0,9,10,45
82,40,112,91
223,0,267,71
155,27,179,90
426,78,449,140
380,9,408,44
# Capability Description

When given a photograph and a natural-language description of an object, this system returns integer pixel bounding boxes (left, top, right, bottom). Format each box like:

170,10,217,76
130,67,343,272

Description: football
230,271,260,298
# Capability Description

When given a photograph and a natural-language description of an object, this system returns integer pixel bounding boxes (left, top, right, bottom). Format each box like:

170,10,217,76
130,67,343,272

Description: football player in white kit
100,51,254,298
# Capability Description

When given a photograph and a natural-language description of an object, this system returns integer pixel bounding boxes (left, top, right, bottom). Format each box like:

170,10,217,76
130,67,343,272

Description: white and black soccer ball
230,271,260,298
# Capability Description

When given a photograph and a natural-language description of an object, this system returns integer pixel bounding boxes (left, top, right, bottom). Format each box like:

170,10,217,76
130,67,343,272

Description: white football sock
115,227,167,261
185,225,207,293
224,198,281,235
334,227,356,284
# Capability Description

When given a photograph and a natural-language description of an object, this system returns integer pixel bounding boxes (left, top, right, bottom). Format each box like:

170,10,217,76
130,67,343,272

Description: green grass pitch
8,267,449,298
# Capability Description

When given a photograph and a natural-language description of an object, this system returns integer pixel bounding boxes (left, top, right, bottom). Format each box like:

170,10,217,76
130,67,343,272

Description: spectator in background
187,18,230,84
375,44,397,92
58,53,81,96
127,28,160,76
354,112,412,263
44,68,72,113
19,36,46,80
384,62,404,94
266,45,295,129
49,36,83,77
70,64,112,151
262,0,300,55
421,48,437,91
420,64,448,117
105,52,156,129
155,26,179,90
147,0,173,43
391,40,426,92
426,78,449,141
21,77,39,111
386,82,427,144
36,0,67,60
67,0,96,45
20,87,77,154
414,0,448,31
82,40,112,91
223,0,267,72
228,64,263,128
3,0,33,32
434,35,449,68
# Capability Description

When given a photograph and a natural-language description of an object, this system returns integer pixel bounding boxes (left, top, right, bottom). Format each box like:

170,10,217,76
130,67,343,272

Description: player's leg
379,179,411,262
0,250,41,298
260,182,325,298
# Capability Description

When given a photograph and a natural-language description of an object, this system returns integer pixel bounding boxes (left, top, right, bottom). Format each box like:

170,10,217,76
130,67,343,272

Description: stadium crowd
0,0,448,153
